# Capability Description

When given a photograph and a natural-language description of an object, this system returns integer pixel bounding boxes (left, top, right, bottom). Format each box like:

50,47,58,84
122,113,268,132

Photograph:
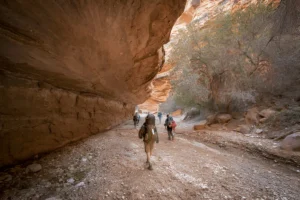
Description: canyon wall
0,0,186,167
139,0,282,112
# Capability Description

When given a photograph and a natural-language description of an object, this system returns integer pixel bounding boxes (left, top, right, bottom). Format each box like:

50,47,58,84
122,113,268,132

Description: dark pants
167,127,174,140
134,119,139,127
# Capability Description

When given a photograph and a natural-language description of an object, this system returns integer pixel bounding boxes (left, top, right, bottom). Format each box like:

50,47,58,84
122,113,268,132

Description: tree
170,3,276,112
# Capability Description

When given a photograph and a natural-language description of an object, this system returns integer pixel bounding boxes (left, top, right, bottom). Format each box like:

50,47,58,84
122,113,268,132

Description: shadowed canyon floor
1,118,300,200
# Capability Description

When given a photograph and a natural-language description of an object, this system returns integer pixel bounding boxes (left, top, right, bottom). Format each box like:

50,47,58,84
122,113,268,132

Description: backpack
140,124,157,143
171,120,177,128
165,117,170,126
166,117,173,127
138,125,145,139
164,119,168,126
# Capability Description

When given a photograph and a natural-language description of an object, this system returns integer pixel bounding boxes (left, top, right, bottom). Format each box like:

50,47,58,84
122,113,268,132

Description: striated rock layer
0,0,186,167
138,67,172,112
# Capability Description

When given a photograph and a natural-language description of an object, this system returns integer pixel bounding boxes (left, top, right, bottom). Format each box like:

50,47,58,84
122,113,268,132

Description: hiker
164,114,169,129
157,112,162,124
138,113,159,170
166,116,174,141
133,112,140,128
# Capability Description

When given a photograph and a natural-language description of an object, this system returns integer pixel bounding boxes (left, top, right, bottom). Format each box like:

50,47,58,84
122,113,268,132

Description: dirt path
1,118,300,200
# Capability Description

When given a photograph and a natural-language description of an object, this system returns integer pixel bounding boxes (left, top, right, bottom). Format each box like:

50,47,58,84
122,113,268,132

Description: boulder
194,120,207,130
259,108,276,118
26,163,42,173
235,125,251,134
259,108,276,123
266,125,300,140
216,114,232,124
259,117,268,123
67,178,75,184
206,114,217,125
75,182,85,187
255,128,263,134
184,108,200,120
280,132,300,151
231,112,244,119
245,107,259,125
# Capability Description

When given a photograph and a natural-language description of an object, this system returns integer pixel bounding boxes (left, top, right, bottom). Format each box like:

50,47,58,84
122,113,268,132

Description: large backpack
171,120,177,128
139,114,157,142
144,124,157,143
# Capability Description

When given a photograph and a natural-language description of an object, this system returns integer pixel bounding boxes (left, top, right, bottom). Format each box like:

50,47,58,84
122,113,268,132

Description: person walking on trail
164,114,169,129
138,113,159,170
133,112,140,128
166,116,175,141
157,112,162,124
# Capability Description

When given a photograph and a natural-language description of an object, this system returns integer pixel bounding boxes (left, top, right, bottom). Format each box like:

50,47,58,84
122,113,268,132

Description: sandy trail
1,117,300,200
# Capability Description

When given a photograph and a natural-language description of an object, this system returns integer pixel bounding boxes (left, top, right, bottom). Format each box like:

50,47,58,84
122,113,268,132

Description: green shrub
266,107,300,128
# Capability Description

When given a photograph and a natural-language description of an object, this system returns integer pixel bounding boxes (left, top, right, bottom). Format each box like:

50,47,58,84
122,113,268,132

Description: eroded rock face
139,0,201,112
140,0,282,112
138,75,172,112
139,0,263,112
0,73,134,167
0,0,186,167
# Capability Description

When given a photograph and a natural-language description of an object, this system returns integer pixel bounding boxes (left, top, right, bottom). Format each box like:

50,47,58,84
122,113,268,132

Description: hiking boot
148,164,153,170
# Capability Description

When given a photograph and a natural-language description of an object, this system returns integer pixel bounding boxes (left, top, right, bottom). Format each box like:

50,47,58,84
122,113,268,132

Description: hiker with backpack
138,113,159,170
133,112,140,128
157,112,162,124
164,114,169,129
166,116,175,141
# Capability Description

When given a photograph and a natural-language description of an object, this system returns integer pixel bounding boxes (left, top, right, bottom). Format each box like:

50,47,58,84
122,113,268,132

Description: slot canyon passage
1,0,300,199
